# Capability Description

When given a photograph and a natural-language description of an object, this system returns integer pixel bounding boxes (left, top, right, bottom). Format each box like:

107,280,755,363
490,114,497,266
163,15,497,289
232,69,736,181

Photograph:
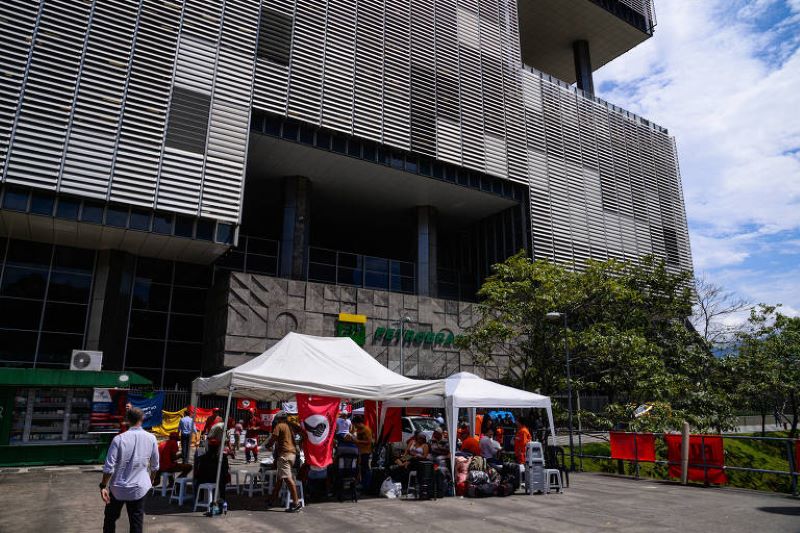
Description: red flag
382,407,402,443
297,394,340,468
255,408,280,431
236,398,256,410
610,432,656,462
665,434,727,484
193,407,215,433
364,400,380,434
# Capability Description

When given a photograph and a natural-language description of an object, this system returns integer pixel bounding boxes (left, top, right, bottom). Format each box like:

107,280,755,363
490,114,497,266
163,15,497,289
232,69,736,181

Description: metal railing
571,430,799,497
306,246,416,294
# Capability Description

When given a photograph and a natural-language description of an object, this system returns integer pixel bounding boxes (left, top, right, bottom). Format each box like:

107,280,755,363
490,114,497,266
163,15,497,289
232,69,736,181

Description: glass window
332,135,347,154
174,216,194,238
390,152,404,170
282,120,299,141
131,281,171,311
0,298,43,329
55,198,80,220
170,286,207,314
337,267,362,286
47,272,92,304
196,219,214,241
125,367,163,387
214,251,244,271
161,369,195,390
405,155,418,174
216,223,234,244
30,192,55,215
432,162,444,179
129,209,151,231
347,139,361,158
337,253,362,270
153,213,173,235
299,124,315,145
36,332,82,366
135,258,173,284
364,257,388,273
174,263,211,288
264,115,282,136
309,248,336,265
2,188,28,211
105,206,129,228
365,271,388,290
391,261,415,277
246,238,278,256
125,339,165,369
0,267,48,299
128,310,168,339
419,158,432,176
168,314,204,342
362,142,376,161
42,302,88,334
307,263,335,284
165,342,202,370
245,254,276,276
315,129,330,150
80,201,104,224
53,246,94,274
6,240,51,270
0,330,37,363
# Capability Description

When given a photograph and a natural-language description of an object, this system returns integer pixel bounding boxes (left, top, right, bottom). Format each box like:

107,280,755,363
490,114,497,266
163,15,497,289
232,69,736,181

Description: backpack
468,455,487,472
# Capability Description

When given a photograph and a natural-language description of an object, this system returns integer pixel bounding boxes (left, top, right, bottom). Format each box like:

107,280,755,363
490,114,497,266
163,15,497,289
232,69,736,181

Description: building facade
0,0,692,387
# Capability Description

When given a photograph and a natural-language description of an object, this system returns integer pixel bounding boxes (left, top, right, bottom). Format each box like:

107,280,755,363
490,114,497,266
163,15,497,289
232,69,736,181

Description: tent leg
214,386,233,505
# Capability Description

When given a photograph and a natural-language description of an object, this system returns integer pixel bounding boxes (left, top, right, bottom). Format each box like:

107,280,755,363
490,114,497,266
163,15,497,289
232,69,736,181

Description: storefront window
10,387,95,445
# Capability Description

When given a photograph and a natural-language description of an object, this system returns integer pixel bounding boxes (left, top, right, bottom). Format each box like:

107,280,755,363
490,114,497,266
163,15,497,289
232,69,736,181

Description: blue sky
594,0,800,317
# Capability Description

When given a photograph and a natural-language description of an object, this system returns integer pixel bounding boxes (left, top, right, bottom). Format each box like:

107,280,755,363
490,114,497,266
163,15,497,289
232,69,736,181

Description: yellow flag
151,408,187,438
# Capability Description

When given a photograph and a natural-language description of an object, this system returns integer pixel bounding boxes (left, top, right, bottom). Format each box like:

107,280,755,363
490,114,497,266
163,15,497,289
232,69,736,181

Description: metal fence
571,430,799,497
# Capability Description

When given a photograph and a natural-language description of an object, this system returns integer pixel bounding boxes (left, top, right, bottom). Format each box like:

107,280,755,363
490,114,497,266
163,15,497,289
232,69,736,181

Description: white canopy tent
190,332,446,503
380,372,557,480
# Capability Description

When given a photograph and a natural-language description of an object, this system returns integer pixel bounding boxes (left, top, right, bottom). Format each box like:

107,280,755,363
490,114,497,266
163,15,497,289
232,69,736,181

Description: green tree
464,253,735,432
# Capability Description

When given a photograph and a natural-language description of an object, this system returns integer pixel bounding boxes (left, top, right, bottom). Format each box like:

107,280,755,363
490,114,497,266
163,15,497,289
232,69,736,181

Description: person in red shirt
514,418,532,464
461,434,481,456
156,433,192,483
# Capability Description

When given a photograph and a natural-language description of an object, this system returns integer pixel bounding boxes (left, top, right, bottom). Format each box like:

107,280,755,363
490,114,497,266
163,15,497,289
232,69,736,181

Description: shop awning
0,368,152,388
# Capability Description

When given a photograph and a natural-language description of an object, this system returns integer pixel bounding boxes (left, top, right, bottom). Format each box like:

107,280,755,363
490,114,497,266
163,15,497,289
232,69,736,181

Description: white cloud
595,0,800,310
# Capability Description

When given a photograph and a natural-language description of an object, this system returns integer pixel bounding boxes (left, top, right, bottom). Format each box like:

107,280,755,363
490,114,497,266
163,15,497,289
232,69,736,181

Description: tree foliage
464,253,735,432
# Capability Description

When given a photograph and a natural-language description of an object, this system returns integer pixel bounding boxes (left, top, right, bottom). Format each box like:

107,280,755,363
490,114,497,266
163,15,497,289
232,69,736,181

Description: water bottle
222,501,228,516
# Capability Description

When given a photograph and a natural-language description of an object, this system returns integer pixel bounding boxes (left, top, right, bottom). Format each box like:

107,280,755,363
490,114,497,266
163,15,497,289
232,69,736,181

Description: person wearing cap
155,433,193,485
266,411,302,512
178,408,196,464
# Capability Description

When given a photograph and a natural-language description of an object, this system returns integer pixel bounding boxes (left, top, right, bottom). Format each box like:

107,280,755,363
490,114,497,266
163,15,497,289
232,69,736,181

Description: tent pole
214,386,233,506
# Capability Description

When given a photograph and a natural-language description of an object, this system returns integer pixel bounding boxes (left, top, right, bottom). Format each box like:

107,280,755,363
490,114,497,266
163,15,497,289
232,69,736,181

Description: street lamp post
398,315,411,376
546,310,575,472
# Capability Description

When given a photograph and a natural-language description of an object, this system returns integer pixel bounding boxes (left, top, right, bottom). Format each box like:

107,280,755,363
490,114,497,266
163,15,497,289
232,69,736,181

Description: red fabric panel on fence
610,432,656,462
664,434,727,484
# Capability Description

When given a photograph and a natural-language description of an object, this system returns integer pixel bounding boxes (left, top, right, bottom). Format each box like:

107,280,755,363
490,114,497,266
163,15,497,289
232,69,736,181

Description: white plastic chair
243,472,264,497
545,469,563,494
194,483,216,512
170,477,192,506
406,471,418,499
278,480,305,509
158,472,175,497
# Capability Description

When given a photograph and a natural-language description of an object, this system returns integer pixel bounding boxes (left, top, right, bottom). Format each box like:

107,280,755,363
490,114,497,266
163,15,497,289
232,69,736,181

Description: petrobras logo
303,414,330,445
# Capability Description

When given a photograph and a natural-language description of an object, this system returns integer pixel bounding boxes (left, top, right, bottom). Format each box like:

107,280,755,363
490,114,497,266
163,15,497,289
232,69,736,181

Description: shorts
277,453,296,480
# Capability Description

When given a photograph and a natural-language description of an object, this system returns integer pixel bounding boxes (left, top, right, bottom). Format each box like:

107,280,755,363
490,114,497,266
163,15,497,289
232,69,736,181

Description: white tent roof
382,371,553,409
191,332,445,401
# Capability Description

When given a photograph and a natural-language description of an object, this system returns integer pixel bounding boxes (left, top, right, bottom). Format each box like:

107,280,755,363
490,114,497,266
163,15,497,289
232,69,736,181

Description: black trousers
103,493,145,533
180,433,191,463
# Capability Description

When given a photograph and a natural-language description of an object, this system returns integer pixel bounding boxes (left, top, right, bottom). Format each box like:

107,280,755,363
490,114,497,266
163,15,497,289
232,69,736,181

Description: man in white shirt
335,412,352,444
100,407,159,533
479,429,502,461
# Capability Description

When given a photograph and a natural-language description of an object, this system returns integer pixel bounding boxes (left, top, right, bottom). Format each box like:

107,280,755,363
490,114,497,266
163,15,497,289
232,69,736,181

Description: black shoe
285,503,303,513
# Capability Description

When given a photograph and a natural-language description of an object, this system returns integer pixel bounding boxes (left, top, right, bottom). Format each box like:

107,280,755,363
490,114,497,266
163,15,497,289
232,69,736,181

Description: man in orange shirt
461,434,481,456
514,418,532,464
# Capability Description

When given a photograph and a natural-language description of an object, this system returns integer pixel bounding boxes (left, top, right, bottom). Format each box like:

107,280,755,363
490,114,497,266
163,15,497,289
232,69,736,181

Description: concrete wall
204,272,509,379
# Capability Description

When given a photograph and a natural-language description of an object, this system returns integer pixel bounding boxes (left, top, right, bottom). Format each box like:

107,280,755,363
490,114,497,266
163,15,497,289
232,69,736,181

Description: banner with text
90,388,127,432
297,394,340,468
665,434,727,484
128,392,165,428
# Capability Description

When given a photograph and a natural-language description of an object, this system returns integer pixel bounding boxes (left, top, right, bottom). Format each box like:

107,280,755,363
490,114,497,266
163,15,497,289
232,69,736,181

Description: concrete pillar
573,40,594,96
416,206,438,297
279,176,311,280
86,250,136,370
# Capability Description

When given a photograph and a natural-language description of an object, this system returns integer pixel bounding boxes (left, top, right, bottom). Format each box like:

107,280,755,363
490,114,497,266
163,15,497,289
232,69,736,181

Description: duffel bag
467,470,490,484
495,481,515,497
477,482,498,497
502,462,521,490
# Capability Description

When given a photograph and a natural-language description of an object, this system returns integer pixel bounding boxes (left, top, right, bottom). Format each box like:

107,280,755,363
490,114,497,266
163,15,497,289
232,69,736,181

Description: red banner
236,398,256,410
610,432,656,462
297,394,340,468
363,400,380,434
382,407,402,443
664,434,727,484
193,407,215,433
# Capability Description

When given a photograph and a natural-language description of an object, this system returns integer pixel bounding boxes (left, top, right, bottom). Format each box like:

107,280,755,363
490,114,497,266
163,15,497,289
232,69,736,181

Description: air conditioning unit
70,350,103,371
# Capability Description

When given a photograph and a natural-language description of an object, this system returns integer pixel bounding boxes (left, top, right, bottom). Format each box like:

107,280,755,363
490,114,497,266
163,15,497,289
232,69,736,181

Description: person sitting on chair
479,429,502,465
155,433,192,486
430,427,450,459
395,431,430,468
192,438,230,503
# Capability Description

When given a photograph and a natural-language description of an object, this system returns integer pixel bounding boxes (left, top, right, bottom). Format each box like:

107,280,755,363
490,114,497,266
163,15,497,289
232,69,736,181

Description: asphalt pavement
1,467,798,532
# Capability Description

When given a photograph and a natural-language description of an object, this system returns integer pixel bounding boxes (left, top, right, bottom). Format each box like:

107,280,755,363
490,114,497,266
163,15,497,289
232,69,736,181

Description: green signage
373,326,464,348
336,322,366,346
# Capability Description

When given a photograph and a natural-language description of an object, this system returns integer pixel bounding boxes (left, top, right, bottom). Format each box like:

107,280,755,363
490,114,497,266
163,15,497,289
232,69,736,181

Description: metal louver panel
382,0,411,150
322,0,355,133
353,0,384,142
60,0,139,199
252,0,294,115
110,0,183,207
0,0,41,180
5,0,92,190
258,8,292,66
287,0,326,124
165,86,212,155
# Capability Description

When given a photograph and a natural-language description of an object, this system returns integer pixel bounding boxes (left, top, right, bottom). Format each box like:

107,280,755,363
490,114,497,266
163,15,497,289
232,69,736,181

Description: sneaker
285,503,303,513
